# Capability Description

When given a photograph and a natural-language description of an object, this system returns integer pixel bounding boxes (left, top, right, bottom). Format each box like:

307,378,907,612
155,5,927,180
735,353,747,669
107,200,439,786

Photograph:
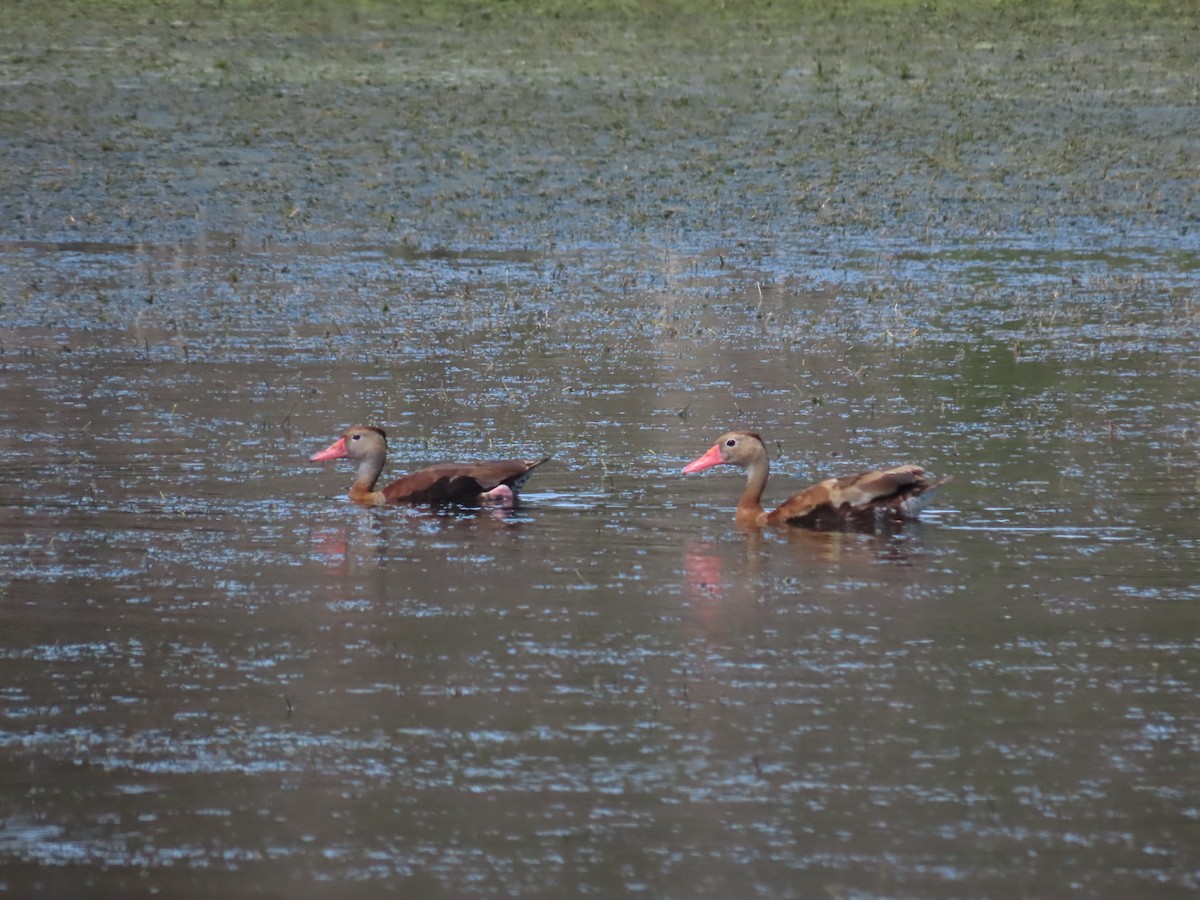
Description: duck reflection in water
681,528,931,640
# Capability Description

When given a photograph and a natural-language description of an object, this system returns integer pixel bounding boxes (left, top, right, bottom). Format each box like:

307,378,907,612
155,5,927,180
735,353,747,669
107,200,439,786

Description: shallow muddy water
1,2,1198,897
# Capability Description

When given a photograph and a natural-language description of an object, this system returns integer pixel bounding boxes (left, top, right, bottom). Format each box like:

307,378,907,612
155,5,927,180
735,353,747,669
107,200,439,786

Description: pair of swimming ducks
311,425,948,530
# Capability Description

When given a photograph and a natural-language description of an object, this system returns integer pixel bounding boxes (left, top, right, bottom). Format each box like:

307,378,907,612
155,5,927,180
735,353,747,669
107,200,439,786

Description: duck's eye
725,438,737,447
350,433,361,441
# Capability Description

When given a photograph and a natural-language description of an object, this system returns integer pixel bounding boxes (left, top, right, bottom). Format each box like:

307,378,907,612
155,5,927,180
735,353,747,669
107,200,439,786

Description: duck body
311,425,549,507
683,431,947,530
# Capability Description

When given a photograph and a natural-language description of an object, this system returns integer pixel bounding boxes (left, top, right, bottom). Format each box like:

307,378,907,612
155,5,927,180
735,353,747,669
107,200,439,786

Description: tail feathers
505,455,552,491
895,476,951,519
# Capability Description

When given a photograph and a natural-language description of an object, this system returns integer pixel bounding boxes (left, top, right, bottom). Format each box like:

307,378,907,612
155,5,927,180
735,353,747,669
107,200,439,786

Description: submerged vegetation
2,0,1197,252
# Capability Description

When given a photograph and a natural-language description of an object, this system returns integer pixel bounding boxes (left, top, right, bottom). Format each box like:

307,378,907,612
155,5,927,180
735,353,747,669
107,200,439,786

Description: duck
311,425,549,507
683,430,947,529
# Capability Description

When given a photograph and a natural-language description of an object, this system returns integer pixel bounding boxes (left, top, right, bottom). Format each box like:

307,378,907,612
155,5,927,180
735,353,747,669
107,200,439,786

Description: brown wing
381,457,550,505
829,465,928,507
476,456,551,491
768,465,944,529
765,479,839,527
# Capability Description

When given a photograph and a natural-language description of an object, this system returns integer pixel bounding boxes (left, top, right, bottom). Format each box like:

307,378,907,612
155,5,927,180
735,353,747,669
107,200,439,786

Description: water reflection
679,524,939,641
309,503,534,575
685,526,929,591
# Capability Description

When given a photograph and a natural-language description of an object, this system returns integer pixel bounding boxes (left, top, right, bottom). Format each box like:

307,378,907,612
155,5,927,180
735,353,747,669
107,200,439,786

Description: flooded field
1,1,1198,896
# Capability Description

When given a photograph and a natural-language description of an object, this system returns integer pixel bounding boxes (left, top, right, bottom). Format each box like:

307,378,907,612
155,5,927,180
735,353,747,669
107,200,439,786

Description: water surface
1,2,1198,897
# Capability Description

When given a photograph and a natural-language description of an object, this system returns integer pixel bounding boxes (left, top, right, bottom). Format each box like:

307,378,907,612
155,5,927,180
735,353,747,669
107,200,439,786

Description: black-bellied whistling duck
311,425,550,507
683,431,948,530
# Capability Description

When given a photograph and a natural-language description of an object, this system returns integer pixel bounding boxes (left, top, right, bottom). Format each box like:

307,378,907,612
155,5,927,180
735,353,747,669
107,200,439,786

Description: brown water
2,3,1198,897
